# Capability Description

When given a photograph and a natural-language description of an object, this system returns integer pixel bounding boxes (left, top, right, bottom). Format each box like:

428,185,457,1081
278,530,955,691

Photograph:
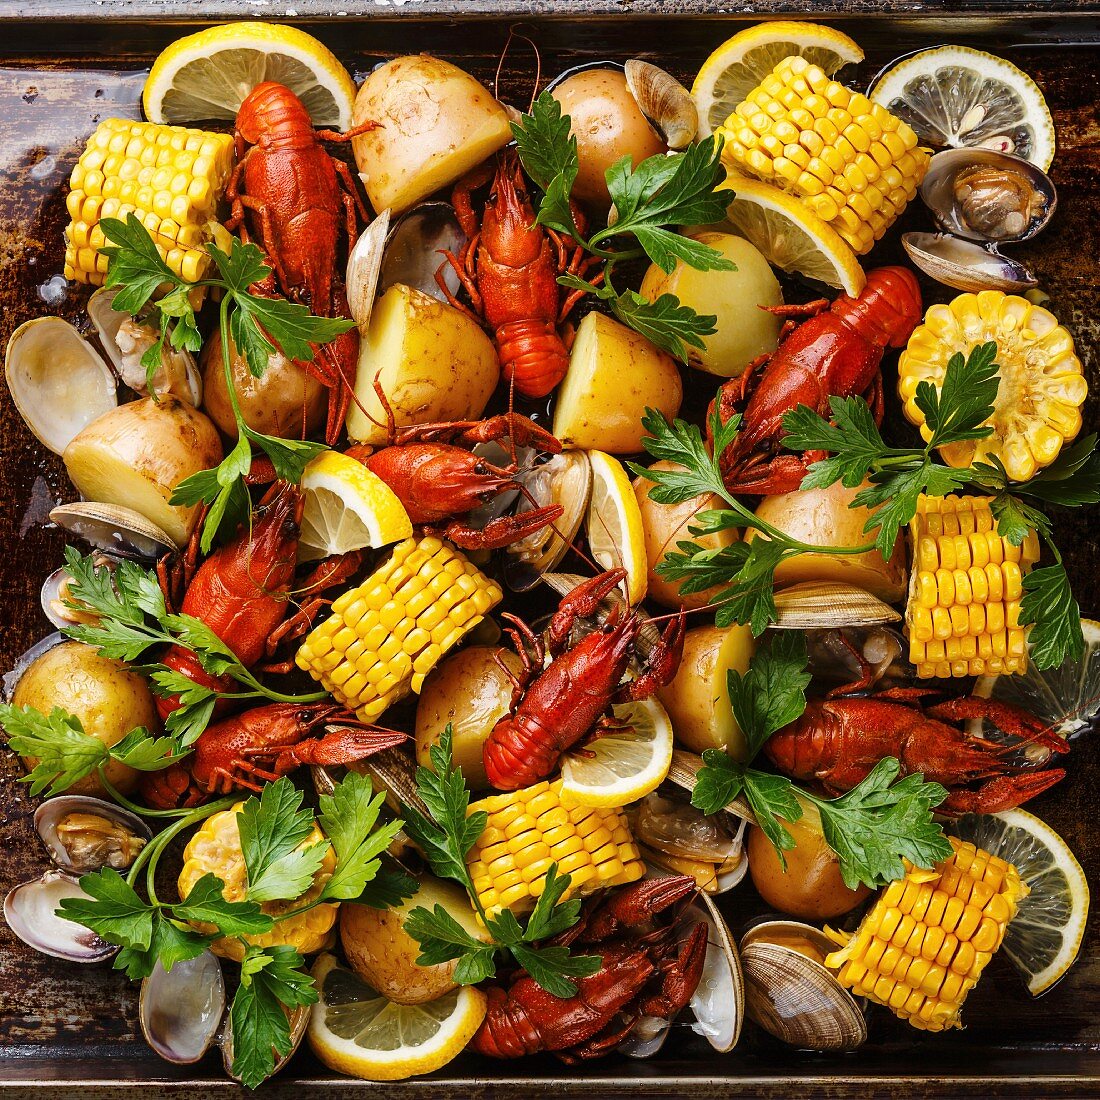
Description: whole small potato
748,481,907,602
11,641,157,796
551,68,666,206
416,646,522,790
201,330,326,439
748,800,871,920
656,624,755,758
340,876,488,1004
633,460,737,609
639,233,784,376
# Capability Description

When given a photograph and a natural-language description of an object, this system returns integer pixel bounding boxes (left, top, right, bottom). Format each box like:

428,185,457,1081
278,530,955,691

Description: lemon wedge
308,954,486,1081
950,808,1088,996
692,21,863,138
298,451,412,562
586,450,648,606
143,22,358,129
721,176,866,296
560,696,674,808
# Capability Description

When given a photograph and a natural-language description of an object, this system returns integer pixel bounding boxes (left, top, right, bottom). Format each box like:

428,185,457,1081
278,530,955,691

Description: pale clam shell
50,501,177,560
625,59,698,150
903,231,1038,293
346,210,390,333
4,870,117,963
689,892,744,1051
378,203,466,304
772,582,901,630
665,749,755,825
140,950,226,1065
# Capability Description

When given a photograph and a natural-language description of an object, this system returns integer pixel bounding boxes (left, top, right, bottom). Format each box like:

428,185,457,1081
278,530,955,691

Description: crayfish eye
474,461,489,476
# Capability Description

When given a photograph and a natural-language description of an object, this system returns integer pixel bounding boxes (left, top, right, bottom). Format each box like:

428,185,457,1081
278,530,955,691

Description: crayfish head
236,81,314,146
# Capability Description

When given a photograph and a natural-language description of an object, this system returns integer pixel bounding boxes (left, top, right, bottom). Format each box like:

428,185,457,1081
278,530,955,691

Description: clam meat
4,870,117,963
40,554,115,630
35,795,151,873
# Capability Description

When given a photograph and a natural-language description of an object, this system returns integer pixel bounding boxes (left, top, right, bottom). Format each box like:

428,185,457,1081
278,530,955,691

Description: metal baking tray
0,6,1097,1096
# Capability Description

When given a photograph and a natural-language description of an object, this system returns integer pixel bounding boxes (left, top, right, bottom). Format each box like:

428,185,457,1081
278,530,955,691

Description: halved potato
352,55,513,215
553,312,681,454
346,284,499,445
62,396,223,545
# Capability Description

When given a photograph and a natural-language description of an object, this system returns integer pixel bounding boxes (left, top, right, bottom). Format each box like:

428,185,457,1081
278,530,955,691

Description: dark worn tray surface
0,12,1099,1097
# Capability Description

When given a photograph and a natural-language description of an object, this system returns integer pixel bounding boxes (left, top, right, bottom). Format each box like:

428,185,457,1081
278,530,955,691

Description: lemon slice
692,22,864,138
870,45,1055,171
950,809,1088,996
721,176,866,296
308,954,486,1081
560,696,674,808
586,450,648,606
144,23,358,129
298,451,412,562
973,619,1100,741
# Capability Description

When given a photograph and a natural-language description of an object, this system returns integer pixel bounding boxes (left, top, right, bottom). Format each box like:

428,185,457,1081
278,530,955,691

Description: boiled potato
639,233,783,376
553,312,681,453
748,799,871,920
656,625,755,759
633,460,738,609
340,875,488,1004
346,284,499,445
201,330,326,439
416,646,522,790
748,481,907,602
63,396,223,546
11,641,157,796
550,68,666,206
352,56,513,214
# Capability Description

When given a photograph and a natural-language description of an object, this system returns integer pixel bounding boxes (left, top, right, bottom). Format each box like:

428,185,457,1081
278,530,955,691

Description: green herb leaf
522,863,582,942
633,407,729,502
726,632,811,758
1021,561,1084,669
100,213,181,315
172,873,274,937
739,768,803,859
918,342,999,449
115,911,213,981
0,704,110,796
56,867,155,951
512,91,579,196
352,868,419,910
108,726,190,771
404,903,497,984
511,943,602,999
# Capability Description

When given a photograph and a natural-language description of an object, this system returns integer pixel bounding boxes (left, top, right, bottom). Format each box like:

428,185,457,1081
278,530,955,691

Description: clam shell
50,501,177,560
378,203,465,304
41,566,81,630
221,1002,309,1083
772,582,901,629
4,870,117,963
5,316,117,454
544,60,624,94
625,59,698,150
349,746,429,818
3,631,66,701
347,210,390,332
740,921,866,1052
619,1014,670,1058
689,892,744,1051
902,232,1037,293
140,950,226,1065
34,795,151,873
665,749,755,825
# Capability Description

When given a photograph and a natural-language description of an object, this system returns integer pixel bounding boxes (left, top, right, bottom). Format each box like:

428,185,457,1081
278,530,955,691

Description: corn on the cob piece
717,55,929,255
296,536,503,722
825,837,1027,1031
467,780,646,917
906,495,1040,680
64,118,234,285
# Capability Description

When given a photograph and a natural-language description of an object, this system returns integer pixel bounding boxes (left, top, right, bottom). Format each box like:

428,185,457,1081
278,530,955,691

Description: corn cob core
825,837,1027,1031
906,494,1039,679
466,779,646,918
178,803,338,962
296,536,503,722
717,55,929,255
899,291,1086,482
64,118,234,285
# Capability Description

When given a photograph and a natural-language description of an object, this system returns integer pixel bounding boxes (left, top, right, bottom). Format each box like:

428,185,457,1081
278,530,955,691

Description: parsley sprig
512,92,733,362
690,634,953,889
402,727,601,997
99,214,353,552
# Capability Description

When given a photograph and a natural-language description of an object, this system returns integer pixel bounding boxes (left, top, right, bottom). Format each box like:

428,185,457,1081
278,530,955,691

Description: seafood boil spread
3,18,1100,1089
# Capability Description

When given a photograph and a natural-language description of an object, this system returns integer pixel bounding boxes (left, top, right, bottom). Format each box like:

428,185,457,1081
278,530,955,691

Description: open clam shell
688,892,744,1052
665,749,755,826
740,920,866,1052
903,231,1038,293
4,870,117,963
771,582,901,630
140,950,226,1065
625,60,697,150
347,209,390,332
379,203,465,304
221,1003,309,1083
40,554,117,630
50,501,177,560
348,746,430,818
6,316,117,454
34,795,151,874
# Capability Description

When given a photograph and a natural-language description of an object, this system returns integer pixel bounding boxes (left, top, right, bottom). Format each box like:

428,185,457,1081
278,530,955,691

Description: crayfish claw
582,874,696,942
927,697,1070,754
940,768,1067,815
639,921,709,1019
442,504,564,551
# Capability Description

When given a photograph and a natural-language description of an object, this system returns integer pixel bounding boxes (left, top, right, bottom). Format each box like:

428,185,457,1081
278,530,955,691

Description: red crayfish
483,569,685,790
472,875,708,1061
709,265,923,495
438,152,599,398
140,702,405,809
227,81,379,443
764,688,1069,814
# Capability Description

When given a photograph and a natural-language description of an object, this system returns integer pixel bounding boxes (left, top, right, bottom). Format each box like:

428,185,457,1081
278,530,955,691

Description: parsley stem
98,770,199,820
219,294,249,439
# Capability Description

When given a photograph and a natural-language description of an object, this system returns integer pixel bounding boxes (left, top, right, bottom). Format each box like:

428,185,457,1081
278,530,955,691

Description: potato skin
11,641,158,796
201,330,326,439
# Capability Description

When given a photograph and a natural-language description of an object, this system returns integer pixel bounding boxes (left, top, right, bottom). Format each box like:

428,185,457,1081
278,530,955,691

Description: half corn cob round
467,779,646,917
296,536,503,722
825,837,1028,1031
64,118,234,285
717,55,929,255
906,495,1040,679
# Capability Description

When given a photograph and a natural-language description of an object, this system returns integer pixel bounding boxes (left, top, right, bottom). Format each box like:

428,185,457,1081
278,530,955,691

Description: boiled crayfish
710,266,923,495
472,875,708,1061
483,569,685,790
